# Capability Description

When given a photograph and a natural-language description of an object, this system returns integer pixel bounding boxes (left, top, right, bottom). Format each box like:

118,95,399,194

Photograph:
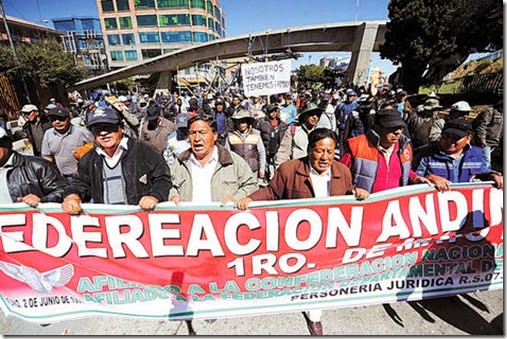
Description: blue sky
4,0,396,75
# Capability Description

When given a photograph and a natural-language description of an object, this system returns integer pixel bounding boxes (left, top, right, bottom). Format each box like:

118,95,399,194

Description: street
0,289,502,335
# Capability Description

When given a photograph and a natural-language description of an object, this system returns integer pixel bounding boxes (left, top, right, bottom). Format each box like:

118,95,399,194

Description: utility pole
0,0,31,103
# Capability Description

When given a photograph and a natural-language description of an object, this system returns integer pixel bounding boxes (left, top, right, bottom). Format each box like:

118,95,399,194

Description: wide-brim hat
423,98,443,111
297,103,323,118
231,109,254,120
451,101,472,112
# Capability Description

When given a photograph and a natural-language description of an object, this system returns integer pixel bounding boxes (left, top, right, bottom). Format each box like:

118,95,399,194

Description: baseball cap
45,103,58,110
20,104,38,113
442,119,472,138
175,113,189,128
346,89,357,97
146,105,161,121
265,104,279,113
118,95,128,103
86,107,120,127
451,101,472,112
48,107,70,118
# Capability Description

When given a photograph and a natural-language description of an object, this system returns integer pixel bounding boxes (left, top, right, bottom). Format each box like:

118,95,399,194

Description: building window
190,0,206,9
110,50,124,61
116,0,130,11
122,33,136,45
137,15,158,27
192,31,208,42
139,32,160,43
157,0,189,8
125,50,138,60
101,0,114,12
191,14,206,26
160,31,191,42
107,34,121,45
104,18,118,30
141,49,162,59
207,17,214,29
159,14,190,26
214,5,220,19
208,34,215,41
206,0,213,14
134,0,155,9
119,17,132,29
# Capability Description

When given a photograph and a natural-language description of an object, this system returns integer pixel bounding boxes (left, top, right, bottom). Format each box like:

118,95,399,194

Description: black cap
48,107,70,118
146,105,162,121
265,104,278,113
375,108,405,129
442,119,472,138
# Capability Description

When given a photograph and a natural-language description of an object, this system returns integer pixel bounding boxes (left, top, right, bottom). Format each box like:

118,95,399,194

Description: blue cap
86,107,120,126
346,89,357,97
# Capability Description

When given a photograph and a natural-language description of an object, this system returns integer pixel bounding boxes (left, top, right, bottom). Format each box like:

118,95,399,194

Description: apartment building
52,17,107,74
96,0,226,70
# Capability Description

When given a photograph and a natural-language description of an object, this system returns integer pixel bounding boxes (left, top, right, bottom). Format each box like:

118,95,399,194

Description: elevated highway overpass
72,20,387,92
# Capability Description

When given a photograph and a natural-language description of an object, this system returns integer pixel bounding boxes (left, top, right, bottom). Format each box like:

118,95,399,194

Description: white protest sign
241,59,291,97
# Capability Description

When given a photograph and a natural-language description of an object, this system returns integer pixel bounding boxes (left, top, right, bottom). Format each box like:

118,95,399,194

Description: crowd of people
0,83,503,335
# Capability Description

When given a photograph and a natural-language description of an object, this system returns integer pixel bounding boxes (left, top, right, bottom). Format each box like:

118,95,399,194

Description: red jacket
249,157,354,201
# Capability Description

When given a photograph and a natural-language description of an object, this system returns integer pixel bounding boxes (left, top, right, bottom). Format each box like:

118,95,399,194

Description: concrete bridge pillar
345,22,380,86
155,71,174,95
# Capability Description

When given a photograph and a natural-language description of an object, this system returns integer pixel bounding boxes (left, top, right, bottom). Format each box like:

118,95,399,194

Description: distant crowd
0,82,503,335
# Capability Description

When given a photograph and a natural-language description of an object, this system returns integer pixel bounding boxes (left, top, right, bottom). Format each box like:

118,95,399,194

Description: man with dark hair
255,103,289,181
20,104,52,156
414,119,503,191
341,108,430,195
169,115,257,206
41,107,94,183
139,105,176,153
237,127,364,335
0,128,67,206
62,107,171,214
211,99,232,146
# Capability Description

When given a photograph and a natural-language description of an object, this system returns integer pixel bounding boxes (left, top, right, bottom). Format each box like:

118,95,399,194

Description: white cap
451,101,473,112
20,104,38,113
118,95,128,102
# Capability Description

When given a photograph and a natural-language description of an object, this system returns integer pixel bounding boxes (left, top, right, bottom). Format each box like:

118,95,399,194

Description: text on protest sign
0,183,503,323
241,60,291,97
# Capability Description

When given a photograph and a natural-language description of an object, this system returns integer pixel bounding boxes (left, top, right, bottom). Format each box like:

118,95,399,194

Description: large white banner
241,60,291,97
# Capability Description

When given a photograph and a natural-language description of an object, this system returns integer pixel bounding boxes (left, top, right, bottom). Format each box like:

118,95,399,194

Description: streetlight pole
0,0,31,103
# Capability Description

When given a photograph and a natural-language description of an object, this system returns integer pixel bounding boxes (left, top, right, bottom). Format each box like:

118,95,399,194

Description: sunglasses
50,116,68,122
90,124,120,135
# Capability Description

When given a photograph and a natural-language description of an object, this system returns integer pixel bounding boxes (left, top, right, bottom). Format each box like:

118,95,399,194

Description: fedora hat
297,103,323,118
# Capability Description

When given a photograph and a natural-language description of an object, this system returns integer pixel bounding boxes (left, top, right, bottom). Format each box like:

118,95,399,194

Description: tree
0,39,86,104
295,65,339,89
379,0,503,93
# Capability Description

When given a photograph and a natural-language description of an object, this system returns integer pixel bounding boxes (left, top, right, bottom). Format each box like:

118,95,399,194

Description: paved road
0,289,502,335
